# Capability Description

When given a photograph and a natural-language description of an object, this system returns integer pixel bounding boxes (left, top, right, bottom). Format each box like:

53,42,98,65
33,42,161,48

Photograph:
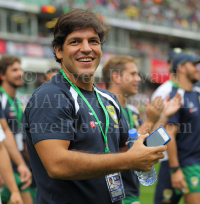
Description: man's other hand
10,191,23,204
17,164,32,190
163,93,182,117
146,97,163,124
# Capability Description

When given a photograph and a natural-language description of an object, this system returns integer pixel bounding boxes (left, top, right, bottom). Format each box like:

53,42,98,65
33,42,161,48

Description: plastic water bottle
128,128,157,186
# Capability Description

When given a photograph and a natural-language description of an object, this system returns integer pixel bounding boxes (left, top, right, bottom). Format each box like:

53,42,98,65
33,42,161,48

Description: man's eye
90,40,100,44
131,73,136,76
70,41,78,44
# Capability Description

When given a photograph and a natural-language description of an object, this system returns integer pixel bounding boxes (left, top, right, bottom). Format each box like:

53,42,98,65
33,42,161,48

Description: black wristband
170,166,180,174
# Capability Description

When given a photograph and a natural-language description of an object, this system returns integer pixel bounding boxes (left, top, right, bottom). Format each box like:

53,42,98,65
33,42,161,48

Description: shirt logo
189,102,194,108
106,106,118,124
191,177,199,187
89,112,93,116
188,102,198,113
90,121,96,127
162,189,173,203
9,112,15,117
9,106,15,111
22,104,26,112
133,114,139,129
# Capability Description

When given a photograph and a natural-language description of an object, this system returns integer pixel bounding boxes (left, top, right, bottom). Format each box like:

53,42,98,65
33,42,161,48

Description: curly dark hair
52,8,110,64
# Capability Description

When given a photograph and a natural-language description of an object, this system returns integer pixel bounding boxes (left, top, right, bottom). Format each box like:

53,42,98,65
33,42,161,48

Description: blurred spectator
56,0,200,31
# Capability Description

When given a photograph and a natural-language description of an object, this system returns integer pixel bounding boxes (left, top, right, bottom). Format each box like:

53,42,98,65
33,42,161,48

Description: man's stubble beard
63,63,95,83
7,79,22,89
187,72,199,85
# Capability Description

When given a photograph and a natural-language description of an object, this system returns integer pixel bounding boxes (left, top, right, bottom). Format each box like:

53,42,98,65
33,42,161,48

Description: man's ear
100,50,103,58
112,71,121,84
54,46,62,60
0,73,5,82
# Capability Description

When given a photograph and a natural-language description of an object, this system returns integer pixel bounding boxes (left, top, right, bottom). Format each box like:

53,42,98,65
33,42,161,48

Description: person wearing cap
154,48,183,204
165,53,200,204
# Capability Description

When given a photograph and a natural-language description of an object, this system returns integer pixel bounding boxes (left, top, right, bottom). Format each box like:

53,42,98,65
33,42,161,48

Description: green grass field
140,162,185,204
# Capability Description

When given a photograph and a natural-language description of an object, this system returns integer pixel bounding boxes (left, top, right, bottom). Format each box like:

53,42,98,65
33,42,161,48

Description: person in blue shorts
23,9,167,204
166,53,200,204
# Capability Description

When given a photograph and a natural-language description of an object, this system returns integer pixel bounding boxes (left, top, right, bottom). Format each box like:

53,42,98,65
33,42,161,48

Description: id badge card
105,172,125,203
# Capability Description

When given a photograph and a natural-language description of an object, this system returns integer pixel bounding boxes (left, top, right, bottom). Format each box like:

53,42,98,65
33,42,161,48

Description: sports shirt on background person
166,53,200,204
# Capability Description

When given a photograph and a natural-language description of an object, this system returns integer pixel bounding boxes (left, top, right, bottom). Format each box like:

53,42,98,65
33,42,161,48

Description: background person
166,53,200,204
0,125,23,204
21,67,60,202
0,55,32,204
152,48,183,204
102,55,182,204
44,68,60,82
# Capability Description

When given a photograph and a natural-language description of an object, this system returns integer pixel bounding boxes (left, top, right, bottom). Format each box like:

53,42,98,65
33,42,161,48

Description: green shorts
29,187,37,199
175,164,200,195
122,194,140,204
1,172,31,201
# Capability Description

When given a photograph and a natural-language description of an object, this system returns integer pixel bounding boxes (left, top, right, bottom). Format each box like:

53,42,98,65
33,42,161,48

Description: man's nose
19,70,23,76
80,40,92,53
137,74,142,82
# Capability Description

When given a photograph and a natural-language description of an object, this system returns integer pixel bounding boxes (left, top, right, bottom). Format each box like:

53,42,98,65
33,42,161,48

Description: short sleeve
0,125,5,142
0,101,6,119
0,98,7,141
24,88,75,145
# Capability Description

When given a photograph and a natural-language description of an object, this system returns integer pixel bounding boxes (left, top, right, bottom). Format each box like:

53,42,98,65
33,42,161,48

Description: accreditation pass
105,172,125,202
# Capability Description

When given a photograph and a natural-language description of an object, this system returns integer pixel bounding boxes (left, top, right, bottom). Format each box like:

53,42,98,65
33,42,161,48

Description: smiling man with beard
23,9,167,204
